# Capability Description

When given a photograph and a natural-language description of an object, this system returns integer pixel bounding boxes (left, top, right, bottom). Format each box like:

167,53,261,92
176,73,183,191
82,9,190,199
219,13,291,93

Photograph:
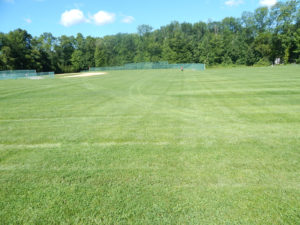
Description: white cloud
25,18,32,24
121,15,135,24
60,9,88,27
92,11,115,25
259,0,277,7
4,0,14,3
225,0,244,6
60,9,117,27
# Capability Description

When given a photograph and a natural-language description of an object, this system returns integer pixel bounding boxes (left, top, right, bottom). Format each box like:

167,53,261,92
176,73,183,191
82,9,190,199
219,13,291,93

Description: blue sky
0,0,279,37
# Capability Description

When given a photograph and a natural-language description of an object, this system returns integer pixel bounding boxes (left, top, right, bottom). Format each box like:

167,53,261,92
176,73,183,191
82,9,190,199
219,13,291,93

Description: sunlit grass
0,66,300,224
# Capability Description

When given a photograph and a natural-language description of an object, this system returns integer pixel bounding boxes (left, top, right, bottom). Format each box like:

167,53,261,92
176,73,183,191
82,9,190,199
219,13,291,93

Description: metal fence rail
90,62,205,72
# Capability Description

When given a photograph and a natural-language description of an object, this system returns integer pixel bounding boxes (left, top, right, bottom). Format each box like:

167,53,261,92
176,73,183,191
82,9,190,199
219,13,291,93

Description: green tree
71,50,85,71
5,29,33,69
94,40,108,67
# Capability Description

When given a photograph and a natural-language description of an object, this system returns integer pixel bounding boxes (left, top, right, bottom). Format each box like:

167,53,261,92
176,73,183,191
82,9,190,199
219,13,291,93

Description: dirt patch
62,72,106,78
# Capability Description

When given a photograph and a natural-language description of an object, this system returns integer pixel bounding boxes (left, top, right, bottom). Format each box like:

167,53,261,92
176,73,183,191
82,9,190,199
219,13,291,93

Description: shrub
254,57,271,66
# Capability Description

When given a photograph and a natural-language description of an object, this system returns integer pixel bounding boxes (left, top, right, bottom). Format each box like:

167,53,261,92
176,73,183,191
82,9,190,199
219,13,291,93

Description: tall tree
1,0,299,72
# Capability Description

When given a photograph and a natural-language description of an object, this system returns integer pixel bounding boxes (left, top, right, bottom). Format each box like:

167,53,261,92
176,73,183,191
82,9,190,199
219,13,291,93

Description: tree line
0,0,299,73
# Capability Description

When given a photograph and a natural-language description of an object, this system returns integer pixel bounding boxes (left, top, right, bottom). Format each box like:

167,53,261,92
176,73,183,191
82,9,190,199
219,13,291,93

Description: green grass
0,66,300,224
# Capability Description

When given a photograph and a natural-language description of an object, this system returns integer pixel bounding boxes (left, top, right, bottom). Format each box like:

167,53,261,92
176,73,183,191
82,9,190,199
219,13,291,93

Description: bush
222,55,233,65
254,57,271,66
58,64,76,73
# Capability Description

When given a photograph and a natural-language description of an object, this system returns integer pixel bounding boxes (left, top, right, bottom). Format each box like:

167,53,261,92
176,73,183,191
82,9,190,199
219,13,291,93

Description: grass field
0,66,300,224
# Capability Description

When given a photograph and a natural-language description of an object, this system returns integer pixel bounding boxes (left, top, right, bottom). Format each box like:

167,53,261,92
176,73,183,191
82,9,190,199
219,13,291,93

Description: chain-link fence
89,62,205,72
0,70,55,80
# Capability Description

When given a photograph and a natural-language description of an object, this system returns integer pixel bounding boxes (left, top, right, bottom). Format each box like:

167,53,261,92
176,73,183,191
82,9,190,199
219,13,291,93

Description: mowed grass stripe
0,66,300,224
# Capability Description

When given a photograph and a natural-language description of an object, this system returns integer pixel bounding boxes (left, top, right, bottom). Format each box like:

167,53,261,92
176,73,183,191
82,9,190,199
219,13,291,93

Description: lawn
0,66,300,224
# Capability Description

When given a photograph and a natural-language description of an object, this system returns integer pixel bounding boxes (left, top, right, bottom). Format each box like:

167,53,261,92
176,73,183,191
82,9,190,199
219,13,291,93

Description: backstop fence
0,70,55,80
89,62,205,72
